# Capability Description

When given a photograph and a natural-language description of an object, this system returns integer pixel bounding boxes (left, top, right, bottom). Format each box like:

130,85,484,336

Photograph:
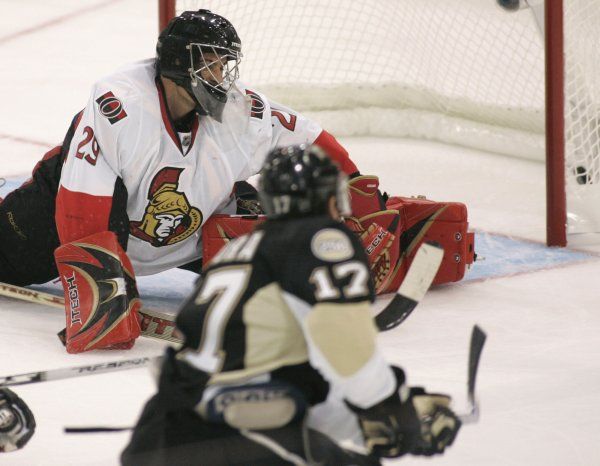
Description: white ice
1,1,600,465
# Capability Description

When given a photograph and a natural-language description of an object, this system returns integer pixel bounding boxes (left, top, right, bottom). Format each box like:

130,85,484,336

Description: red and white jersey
56,59,356,275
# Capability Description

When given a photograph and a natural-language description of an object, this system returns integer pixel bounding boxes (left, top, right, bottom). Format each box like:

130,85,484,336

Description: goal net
160,0,600,246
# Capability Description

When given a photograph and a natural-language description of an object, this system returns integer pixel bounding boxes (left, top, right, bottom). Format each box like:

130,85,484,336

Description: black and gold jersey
176,215,397,409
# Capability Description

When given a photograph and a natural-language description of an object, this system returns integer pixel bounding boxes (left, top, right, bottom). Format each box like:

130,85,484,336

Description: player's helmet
156,9,242,122
259,145,351,219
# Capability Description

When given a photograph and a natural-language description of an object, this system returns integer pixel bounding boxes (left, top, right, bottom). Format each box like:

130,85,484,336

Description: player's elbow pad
54,231,141,353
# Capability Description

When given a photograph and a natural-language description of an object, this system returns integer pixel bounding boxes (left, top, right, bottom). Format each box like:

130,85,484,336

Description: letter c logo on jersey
129,167,203,247
96,91,128,124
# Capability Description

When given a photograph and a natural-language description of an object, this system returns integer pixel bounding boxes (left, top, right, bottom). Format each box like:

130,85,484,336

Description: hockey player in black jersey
121,144,461,466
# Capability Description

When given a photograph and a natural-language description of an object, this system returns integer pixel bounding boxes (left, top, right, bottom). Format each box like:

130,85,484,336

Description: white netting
177,0,545,160
174,0,600,238
564,0,600,236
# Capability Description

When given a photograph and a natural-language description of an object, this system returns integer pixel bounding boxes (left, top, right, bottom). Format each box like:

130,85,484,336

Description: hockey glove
0,389,35,452
410,387,461,456
55,231,141,353
347,367,461,458
345,366,420,458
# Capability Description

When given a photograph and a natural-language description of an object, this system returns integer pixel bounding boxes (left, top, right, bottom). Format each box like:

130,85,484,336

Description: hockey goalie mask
188,43,241,122
157,10,242,123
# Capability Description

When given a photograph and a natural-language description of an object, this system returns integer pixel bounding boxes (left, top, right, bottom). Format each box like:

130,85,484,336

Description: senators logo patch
245,89,265,119
130,167,202,247
96,91,127,124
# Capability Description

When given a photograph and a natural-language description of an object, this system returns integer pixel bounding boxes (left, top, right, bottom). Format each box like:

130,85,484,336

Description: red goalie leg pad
54,231,141,353
346,175,405,294
386,196,475,287
345,210,403,294
348,175,387,218
201,214,266,268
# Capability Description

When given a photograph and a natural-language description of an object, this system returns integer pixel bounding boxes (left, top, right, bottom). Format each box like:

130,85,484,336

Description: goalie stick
0,282,182,344
375,242,444,331
2,243,442,342
458,324,487,424
0,356,160,388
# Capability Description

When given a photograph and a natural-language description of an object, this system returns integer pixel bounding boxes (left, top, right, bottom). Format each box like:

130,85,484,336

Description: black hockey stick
375,242,444,331
458,324,487,424
0,356,161,388
65,426,131,433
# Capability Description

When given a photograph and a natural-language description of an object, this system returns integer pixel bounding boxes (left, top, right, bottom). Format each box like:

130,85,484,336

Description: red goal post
158,0,600,248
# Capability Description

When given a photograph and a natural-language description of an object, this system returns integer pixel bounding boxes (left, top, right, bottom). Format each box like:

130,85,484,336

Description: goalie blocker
54,231,141,353
201,175,474,293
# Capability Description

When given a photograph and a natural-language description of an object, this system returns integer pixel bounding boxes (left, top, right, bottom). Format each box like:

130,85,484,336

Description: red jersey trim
155,78,200,157
185,116,199,156
155,78,183,153
56,186,113,244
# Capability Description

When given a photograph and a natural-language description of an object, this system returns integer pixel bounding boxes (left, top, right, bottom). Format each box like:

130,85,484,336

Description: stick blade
375,242,444,331
460,324,487,424
468,325,487,399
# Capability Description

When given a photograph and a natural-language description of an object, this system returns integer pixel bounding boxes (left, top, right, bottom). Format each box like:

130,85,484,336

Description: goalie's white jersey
56,59,324,275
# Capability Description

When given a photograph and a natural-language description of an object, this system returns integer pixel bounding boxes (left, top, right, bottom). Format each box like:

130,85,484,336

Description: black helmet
258,145,351,219
156,10,242,122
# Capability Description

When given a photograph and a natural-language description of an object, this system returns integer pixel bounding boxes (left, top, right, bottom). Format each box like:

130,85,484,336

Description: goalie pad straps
54,231,141,353
346,176,403,294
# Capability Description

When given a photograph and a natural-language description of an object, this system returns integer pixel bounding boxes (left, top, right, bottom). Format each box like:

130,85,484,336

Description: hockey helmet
156,9,242,122
258,145,351,219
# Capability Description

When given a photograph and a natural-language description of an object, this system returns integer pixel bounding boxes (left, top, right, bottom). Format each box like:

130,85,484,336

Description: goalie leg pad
54,231,141,353
201,214,266,269
345,210,403,294
386,196,475,286
348,175,387,218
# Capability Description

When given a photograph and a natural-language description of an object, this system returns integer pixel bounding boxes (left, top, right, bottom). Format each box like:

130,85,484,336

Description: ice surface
1,2,600,465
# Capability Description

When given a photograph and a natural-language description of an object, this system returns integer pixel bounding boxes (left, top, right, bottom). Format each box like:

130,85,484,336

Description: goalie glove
346,367,461,458
0,389,35,452
54,230,141,353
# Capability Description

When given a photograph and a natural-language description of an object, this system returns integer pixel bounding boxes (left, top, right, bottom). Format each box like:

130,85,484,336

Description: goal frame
158,0,568,247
